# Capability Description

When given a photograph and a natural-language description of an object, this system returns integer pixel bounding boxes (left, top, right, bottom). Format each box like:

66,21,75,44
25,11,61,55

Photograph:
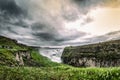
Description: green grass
0,49,17,66
0,66,120,80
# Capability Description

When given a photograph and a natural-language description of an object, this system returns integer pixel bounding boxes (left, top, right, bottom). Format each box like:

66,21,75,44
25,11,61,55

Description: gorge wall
61,40,120,67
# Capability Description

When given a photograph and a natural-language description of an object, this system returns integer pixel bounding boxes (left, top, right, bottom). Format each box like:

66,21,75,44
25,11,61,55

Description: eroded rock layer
61,40,120,67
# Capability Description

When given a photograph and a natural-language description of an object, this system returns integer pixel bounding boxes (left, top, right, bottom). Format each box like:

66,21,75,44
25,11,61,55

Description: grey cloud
33,32,57,41
0,0,29,39
84,30,120,44
72,0,104,7
62,11,79,21
61,4,79,21
0,0,89,46
81,17,93,25
31,22,60,42
31,22,87,46
87,36,109,43
60,30,120,47
72,0,120,14
1,0,119,47
0,0,24,16
0,0,27,34
0,0,27,35
107,30,120,36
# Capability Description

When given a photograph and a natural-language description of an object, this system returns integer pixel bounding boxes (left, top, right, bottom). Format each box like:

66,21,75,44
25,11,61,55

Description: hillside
0,35,59,67
62,40,120,67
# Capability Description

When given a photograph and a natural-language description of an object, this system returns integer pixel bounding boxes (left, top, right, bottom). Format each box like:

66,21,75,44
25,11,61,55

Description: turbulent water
39,48,64,63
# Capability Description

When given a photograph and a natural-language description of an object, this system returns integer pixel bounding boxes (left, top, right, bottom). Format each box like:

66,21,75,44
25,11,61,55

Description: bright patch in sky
65,7,120,36
86,7,120,35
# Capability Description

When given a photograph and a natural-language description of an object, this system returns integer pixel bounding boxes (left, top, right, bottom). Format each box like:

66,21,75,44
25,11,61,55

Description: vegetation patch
0,66,120,80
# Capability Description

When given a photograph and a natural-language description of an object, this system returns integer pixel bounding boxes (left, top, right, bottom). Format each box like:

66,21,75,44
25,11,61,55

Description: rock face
61,40,120,67
15,50,31,66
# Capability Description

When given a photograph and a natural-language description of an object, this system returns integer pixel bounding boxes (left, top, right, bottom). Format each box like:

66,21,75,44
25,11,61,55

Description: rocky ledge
61,40,120,67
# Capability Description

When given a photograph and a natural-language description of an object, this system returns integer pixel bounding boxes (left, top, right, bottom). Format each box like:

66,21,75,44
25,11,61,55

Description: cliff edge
61,40,120,67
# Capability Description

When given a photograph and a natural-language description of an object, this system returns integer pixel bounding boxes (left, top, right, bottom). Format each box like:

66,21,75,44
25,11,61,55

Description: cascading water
39,48,64,63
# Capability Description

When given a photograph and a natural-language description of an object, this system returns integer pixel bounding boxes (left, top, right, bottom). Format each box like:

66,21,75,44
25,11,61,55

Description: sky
0,0,120,47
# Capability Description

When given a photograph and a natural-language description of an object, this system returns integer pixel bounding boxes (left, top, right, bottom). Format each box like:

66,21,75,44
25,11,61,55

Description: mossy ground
0,49,17,66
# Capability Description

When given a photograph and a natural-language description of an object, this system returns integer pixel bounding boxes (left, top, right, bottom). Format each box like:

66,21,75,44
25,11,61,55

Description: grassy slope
0,36,28,66
0,49,17,66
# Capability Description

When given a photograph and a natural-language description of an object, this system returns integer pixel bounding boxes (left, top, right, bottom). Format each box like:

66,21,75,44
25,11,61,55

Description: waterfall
39,48,64,63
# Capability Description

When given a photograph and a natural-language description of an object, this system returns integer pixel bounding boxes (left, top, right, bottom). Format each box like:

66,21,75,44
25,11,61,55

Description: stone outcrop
15,50,31,66
61,40,120,67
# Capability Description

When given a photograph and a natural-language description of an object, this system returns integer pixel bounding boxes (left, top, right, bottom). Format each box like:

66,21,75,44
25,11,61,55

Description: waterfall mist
39,48,64,63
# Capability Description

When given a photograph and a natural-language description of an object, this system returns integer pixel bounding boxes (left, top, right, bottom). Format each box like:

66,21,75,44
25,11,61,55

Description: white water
39,48,64,63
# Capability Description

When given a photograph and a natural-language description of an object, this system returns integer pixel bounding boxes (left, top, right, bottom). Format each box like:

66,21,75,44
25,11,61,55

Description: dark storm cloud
31,22,87,46
33,32,57,41
31,22,60,41
0,0,27,35
0,0,30,43
0,0,24,16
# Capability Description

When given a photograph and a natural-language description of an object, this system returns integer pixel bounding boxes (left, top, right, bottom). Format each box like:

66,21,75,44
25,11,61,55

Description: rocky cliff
0,35,60,67
0,36,41,67
61,40,120,67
